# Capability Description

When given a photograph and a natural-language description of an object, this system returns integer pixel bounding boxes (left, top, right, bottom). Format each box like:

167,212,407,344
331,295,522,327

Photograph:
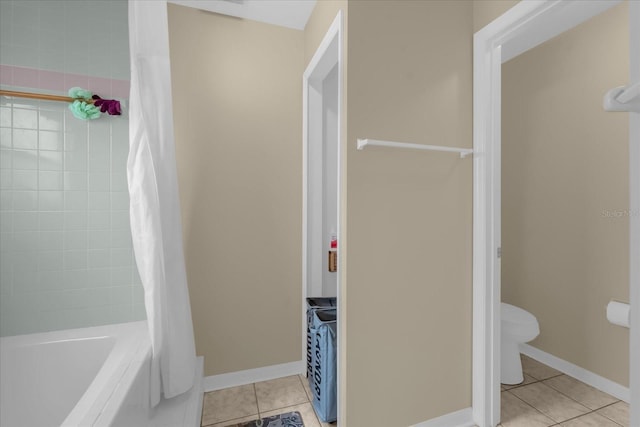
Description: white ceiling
167,0,317,30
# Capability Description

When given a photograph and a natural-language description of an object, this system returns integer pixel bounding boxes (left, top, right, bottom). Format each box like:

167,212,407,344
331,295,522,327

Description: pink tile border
88,76,112,98
64,72,89,93
1,64,129,99
12,66,39,89
38,69,66,92
111,80,130,99
0,64,14,86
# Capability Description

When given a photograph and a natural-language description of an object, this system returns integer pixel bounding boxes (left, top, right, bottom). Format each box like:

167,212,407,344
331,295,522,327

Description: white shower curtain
127,0,196,406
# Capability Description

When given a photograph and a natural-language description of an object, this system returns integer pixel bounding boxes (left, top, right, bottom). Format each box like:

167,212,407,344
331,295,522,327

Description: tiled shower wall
0,0,145,336
0,0,129,81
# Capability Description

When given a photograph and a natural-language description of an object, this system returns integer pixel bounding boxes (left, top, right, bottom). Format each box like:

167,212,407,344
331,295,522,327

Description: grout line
539,374,620,414
253,382,260,418
501,369,562,391
505,389,558,425
513,380,593,423
507,369,624,427
552,406,623,426
296,374,309,403
594,401,627,427
538,377,589,410
503,376,543,390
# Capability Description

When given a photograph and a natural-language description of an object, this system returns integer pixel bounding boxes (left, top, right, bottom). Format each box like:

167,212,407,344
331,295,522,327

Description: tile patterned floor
201,356,629,427
201,375,335,427
499,355,629,427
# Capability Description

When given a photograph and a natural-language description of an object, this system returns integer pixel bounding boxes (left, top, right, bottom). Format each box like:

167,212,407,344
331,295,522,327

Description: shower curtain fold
127,0,196,407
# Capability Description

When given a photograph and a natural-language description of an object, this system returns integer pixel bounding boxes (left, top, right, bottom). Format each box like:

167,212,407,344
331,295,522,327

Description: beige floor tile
521,355,562,380
543,375,618,410
509,382,590,423
201,384,258,426
597,401,629,427
298,381,335,426
299,374,314,401
255,375,309,412
209,415,260,427
559,412,621,427
503,374,538,390
501,391,556,427
261,402,320,427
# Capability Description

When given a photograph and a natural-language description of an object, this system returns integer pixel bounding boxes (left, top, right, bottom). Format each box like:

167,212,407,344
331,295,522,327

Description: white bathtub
0,321,203,427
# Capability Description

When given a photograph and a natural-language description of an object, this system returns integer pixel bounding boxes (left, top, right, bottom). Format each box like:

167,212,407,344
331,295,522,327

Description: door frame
472,1,639,426
301,7,344,422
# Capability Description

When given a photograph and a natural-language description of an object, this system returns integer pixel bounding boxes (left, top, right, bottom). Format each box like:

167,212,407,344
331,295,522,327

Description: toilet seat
501,303,539,342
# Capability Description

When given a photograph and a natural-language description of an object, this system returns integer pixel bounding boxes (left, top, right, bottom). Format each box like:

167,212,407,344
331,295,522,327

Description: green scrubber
69,100,101,120
68,87,93,100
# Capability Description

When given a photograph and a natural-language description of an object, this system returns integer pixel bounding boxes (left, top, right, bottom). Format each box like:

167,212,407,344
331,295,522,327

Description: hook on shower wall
603,81,640,113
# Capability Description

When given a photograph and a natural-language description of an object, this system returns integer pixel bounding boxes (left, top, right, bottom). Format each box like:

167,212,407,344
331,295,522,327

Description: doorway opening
473,1,639,426
302,9,343,425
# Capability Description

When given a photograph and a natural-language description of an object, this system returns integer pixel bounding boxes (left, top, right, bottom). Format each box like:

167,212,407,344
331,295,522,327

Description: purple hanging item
92,95,122,116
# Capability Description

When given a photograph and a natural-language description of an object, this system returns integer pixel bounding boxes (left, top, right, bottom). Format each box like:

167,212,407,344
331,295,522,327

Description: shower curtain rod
0,89,95,104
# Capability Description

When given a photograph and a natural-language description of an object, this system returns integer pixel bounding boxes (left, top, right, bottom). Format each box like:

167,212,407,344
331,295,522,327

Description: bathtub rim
60,321,149,427
1,321,203,427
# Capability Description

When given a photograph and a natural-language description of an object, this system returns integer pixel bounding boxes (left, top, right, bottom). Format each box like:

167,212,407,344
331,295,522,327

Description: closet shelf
357,138,473,159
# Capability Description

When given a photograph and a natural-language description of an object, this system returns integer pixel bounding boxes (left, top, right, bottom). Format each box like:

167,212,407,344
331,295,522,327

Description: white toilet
501,303,540,385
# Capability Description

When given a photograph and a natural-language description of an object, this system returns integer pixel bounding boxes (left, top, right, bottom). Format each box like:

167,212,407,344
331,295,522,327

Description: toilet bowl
501,303,539,385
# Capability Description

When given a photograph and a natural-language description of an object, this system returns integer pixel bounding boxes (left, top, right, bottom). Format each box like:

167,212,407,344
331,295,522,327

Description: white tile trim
186,357,204,427
202,360,304,392
411,407,474,427
520,344,630,403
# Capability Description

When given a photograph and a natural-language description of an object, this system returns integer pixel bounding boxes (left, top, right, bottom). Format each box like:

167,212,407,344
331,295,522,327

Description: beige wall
306,2,475,424
345,2,473,425
168,0,630,424
168,4,304,376
472,0,519,32
502,2,629,385
304,1,347,68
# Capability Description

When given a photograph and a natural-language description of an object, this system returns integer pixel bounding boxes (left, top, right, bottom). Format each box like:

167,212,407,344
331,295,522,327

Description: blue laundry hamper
306,298,336,381
310,308,337,423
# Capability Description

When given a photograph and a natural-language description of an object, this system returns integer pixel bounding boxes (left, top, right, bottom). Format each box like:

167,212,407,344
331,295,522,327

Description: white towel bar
357,138,473,159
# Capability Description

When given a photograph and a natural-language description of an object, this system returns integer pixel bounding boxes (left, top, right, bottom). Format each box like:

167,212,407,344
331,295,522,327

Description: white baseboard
520,344,630,402
411,407,474,427
202,360,304,392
